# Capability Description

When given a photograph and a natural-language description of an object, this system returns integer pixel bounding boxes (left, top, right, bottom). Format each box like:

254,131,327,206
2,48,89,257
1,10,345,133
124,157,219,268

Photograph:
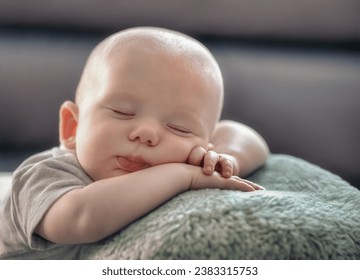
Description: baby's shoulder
14,147,73,172
12,146,91,188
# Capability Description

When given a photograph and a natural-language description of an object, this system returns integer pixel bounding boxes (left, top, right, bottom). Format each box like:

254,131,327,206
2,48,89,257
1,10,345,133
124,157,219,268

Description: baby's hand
187,146,237,178
187,165,264,192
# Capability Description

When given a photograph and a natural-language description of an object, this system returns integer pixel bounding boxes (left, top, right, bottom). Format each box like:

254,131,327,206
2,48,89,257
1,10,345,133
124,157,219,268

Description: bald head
75,27,223,106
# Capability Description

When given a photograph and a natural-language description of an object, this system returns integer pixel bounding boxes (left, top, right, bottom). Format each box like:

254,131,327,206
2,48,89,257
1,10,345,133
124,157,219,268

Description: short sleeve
10,148,93,250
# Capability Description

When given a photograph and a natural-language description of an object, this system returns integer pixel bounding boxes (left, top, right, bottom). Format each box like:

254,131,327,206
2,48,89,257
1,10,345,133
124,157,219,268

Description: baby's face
74,39,222,181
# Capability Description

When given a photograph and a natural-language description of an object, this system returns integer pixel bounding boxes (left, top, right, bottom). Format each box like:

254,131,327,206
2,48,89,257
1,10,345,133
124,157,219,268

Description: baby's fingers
203,150,219,175
232,177,265,191
187,146,206,167
218,176,255,192
217,155,234,178
189,165,265,192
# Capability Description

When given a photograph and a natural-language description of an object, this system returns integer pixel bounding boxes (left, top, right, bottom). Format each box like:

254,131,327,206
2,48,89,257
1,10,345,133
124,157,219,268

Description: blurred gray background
0,0,359,188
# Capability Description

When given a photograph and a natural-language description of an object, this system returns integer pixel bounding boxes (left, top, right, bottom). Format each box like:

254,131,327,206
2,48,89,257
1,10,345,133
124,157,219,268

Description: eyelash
110,109,135,119
168,125,191,134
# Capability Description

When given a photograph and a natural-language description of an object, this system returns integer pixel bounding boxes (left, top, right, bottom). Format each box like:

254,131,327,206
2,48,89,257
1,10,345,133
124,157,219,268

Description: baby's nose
128,123,160,146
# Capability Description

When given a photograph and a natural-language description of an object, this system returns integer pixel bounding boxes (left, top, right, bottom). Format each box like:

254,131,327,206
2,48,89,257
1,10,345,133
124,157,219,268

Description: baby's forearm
211,120,269,177
36,155,263,244
36,163,192,244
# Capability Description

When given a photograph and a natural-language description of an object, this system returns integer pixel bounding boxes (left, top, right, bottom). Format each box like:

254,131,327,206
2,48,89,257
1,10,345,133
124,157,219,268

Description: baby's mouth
117,156,150,172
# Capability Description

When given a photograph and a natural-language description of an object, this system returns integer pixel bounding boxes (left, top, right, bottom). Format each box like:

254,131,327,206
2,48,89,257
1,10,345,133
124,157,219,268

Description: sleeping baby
0,27,268,258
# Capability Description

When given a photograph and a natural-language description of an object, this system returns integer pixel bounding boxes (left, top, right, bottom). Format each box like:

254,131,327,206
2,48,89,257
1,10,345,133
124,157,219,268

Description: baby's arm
188,120,269,178
35,163,262,244
211,120,269,177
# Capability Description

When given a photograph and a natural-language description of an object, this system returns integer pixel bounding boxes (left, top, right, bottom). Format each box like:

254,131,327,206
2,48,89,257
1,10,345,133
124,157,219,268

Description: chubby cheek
75,123,118,180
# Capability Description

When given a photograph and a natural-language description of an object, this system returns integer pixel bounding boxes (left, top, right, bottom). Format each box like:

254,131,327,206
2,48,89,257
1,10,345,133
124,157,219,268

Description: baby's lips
117,156,150,172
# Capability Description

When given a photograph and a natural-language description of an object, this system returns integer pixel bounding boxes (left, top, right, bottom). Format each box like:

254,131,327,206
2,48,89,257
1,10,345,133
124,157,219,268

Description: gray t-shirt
0,147,92,259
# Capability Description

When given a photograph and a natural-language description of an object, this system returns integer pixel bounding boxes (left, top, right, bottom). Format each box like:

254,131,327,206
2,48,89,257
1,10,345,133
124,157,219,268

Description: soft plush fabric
77,154,360,259
1,154,359,259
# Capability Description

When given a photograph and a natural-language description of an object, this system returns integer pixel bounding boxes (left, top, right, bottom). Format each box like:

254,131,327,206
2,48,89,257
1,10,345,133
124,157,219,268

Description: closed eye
108,108,135,119
167,124,191,135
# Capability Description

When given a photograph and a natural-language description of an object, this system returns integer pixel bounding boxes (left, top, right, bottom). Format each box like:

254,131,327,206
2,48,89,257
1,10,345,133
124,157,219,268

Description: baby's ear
59,101,78,149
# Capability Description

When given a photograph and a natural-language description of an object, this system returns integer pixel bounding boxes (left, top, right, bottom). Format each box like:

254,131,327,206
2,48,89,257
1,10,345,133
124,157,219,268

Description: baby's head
59,27,224,180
